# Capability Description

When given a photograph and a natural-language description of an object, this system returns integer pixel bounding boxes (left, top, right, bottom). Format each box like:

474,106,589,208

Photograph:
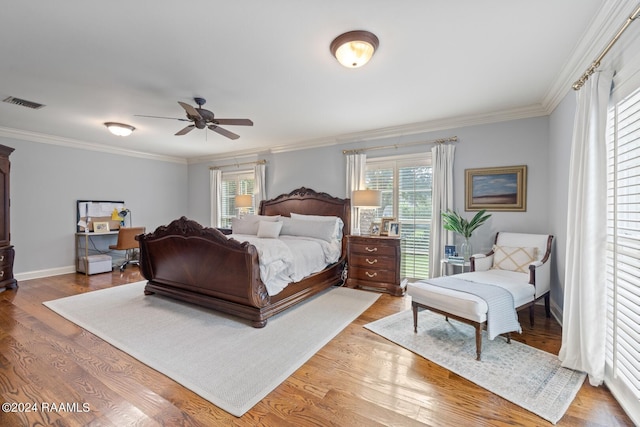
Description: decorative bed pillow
491,245,538,273
257,220,283,238
232,215,280,235
290,213,344,240
280,217,337,242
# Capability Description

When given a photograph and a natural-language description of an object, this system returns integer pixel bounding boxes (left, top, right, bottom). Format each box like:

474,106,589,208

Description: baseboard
15,265,77,282
550,299,563,327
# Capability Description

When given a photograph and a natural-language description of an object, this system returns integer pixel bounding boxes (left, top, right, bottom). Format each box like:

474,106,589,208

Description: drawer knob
365,247,378,252
365,271,377,278
365,258,377,265
0,271,4,277
0,255,4,262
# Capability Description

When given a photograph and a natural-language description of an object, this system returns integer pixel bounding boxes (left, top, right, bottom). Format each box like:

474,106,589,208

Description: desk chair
109,227,146,271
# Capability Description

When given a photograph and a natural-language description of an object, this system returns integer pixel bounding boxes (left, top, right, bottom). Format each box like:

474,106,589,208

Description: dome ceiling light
330,30,379,68
104,122,135,137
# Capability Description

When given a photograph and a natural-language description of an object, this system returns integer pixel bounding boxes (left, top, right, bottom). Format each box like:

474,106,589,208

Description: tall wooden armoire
0,144,16,289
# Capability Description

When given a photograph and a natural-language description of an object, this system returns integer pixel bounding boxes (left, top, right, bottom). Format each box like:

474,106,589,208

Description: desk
75,231,118,274
440,258,470,276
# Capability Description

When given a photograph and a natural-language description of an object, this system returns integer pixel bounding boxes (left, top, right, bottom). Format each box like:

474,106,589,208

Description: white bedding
229,234,342,296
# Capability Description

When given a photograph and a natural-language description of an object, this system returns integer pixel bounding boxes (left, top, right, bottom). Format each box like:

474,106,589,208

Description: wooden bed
137,187,351,327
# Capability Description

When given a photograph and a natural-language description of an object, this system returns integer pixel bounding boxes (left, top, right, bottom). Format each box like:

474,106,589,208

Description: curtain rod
209,159,266,170
342,136,458,155
572,4,640,90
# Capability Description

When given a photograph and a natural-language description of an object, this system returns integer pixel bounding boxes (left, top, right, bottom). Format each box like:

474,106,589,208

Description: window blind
365,155,431,279
605,86,640,406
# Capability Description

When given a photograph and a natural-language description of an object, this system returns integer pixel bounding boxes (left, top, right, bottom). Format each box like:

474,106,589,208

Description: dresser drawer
0,246,14,267
0,264,12,282
349,253,396,270
349,242,397,257
348,265,397,284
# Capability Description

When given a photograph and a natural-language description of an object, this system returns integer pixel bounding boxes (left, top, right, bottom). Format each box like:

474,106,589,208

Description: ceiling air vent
2,96,45,110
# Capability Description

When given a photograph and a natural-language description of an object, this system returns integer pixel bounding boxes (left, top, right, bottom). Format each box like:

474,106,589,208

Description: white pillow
280,217,337,242
290,213,344,240
257,220,282,238
231,215,280,235
491,245,538,273
244,214,281,223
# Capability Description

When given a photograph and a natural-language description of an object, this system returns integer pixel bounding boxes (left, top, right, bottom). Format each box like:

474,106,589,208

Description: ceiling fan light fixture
104,122,135,137
330,30,379,68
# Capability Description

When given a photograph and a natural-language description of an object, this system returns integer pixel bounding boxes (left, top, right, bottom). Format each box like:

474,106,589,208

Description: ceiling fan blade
178,101,202,120
208,124,240,140
213,118,254,126
175,125,195,136
134,114,190,122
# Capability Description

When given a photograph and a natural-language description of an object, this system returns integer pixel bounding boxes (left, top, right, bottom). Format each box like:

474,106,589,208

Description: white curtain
429,144,455,277
346,153,366,234
254,162,266,210
558,71,613,386
210,168,222,227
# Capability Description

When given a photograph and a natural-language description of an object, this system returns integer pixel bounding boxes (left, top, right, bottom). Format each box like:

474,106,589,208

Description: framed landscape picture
465,165,527,211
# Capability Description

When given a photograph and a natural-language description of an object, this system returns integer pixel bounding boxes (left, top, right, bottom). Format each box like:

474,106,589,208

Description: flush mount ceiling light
104,122,135,137
330,30,379,68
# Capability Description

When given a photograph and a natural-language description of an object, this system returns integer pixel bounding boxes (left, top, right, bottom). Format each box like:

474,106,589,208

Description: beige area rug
365,309,586,425
44,281,379,417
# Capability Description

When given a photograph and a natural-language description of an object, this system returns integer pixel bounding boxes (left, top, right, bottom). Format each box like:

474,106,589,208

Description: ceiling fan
135,97,253,139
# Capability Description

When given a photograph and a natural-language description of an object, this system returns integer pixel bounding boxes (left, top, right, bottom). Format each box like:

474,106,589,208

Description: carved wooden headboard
259,187,351,241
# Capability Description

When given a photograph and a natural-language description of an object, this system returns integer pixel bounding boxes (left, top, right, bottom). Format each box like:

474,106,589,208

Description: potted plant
441,209,491,260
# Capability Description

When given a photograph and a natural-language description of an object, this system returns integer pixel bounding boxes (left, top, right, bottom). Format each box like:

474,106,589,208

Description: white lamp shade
235,194,253,209
352,189,382,208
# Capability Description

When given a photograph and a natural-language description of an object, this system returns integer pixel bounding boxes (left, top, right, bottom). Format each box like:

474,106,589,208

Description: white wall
188,115,556,293
548,92,576,315
5,137,188,278
6,113,565,303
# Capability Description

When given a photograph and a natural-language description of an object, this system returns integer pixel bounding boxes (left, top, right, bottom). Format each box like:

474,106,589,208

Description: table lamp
235,194,253,218
112,208,132,227
351,189,382,235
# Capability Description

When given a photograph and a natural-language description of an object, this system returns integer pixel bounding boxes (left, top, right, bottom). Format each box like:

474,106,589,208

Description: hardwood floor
0,270,633,426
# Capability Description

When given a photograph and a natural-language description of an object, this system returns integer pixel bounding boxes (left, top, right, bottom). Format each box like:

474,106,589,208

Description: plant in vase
441,209,491,261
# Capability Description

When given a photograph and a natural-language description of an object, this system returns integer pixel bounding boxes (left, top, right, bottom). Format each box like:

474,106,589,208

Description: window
365,154,431,279
220,170,255,228
605,86,640,413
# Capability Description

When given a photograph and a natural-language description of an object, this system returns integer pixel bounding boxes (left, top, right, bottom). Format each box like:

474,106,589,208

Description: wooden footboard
137,187,351,327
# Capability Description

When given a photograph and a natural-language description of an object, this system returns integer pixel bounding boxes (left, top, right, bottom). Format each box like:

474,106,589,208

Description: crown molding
188,103,548,164
0,126,187,164
542,0,637,113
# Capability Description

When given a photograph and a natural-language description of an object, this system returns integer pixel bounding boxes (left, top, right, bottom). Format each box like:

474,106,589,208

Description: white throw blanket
424,276,521,340
230,234,341,296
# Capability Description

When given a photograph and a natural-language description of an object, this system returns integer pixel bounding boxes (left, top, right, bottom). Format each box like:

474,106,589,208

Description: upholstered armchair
468,232,554,325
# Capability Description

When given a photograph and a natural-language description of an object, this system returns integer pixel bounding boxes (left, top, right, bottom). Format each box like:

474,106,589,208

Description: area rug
364,309,586,425
44,281,379,417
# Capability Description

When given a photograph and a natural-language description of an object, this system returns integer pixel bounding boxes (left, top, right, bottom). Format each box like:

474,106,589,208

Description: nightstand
346,235,403,296
440,258,470,276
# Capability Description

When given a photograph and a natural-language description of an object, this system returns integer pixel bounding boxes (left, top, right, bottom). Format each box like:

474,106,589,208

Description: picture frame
388,221,401,237
369,221,381,236
465,165,527,211
444,245,456,258
93,221,110,233
380,217,396,236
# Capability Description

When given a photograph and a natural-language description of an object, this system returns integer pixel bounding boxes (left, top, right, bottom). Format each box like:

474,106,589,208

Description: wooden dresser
0,144,16,290
346,235,403,296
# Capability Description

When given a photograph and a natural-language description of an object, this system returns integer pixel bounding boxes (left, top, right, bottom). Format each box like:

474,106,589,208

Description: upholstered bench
408,278,524,361
407,232,554,360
